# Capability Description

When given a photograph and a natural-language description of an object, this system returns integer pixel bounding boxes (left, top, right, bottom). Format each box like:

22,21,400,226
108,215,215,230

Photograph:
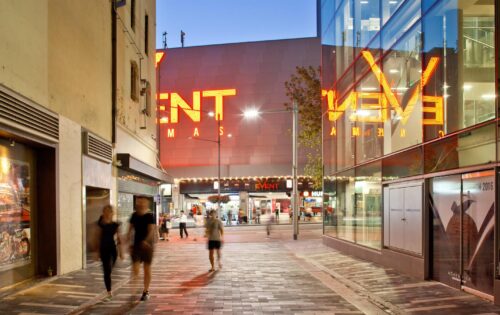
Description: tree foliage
284,66,322,190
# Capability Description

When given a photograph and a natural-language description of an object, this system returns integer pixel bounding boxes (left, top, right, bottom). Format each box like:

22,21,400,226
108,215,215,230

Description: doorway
85,187,110,265
430,170,495,296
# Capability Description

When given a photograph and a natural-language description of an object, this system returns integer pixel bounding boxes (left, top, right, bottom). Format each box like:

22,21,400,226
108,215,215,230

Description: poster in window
0,158,31,271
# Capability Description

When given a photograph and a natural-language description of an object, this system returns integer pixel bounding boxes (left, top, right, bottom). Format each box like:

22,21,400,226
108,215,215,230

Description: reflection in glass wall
336,170,355,242
383,23,423,154
423,0,496,140
321,0,498,253
335,0,354,78
354,0,380,56
323,176,337,237
355,162,382,249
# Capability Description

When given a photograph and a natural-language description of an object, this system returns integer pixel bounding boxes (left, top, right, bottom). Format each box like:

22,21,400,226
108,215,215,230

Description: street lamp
242,101,299,240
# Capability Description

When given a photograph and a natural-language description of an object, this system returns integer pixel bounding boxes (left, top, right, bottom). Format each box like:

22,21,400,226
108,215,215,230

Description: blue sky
156,0,318,48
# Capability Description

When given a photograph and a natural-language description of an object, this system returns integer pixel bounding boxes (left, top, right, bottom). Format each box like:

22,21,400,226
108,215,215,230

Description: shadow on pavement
176,271,218,294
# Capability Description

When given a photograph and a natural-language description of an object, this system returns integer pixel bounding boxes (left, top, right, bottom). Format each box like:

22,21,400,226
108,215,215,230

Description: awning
116,153,172,183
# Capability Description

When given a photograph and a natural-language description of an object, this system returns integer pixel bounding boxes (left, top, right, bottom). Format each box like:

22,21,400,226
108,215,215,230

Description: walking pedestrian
179,210,189,238
95,205,122,301
205,210,224,272
128,196,156,301
159,214,170,241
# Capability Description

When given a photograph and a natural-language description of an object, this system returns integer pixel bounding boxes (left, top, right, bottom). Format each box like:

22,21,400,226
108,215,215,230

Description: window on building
423,0,496,140
144,14,149,55
130,61,139,101
130,0,136,31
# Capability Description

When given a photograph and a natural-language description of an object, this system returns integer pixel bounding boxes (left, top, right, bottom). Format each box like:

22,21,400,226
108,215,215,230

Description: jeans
179,223,188,238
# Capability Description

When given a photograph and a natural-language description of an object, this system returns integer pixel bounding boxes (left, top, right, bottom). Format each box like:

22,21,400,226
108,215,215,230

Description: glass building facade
321,0,499,299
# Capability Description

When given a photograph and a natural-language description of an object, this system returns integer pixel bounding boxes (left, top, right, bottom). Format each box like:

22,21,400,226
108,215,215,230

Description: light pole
292,100,299,240
243,102,300,240
189,113,222,218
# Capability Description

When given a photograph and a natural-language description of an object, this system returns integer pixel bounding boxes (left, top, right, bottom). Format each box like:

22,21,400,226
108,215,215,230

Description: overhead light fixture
208,111,215,117
482,94,497,100
463,84,473,91
360,87,378,91
389,69,399,74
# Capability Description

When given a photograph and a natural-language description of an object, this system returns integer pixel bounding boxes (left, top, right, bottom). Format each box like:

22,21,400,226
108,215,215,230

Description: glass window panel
423,0,496,140
323,176,337,237
355,161,382,249
424,123,495,174
382,0,421,50
382,147,423,181
382,0,406,25
355,66,383,163
321,0,335,45
323,113,337,174
335,0,355,78
336,170,356,242
382,23,423,154
334,69,356,170
336,90,356,170
354,0,381,55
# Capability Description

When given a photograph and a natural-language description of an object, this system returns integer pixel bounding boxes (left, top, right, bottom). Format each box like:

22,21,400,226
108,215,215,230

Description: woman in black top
96,205,122,300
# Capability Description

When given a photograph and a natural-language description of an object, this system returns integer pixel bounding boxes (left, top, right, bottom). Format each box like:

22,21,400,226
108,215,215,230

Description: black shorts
208,240,222,250
131,245,154,264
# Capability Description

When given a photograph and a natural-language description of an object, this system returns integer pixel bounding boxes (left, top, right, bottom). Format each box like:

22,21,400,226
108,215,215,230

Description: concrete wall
0,0,49,107
115,0,158,167
0,0,114,277
0,0,112,142
48,0,112,141
58,117,83,274
157,38,321,175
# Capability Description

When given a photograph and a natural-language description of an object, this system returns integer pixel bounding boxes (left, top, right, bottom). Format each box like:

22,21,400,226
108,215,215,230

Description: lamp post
243,103,300,240
190,113,222,218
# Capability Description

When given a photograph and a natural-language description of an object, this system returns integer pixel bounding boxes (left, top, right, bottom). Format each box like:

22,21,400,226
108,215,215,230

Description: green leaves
284,66,323,190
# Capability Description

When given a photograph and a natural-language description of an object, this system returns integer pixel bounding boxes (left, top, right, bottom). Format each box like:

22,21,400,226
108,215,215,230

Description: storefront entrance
430,170,495,297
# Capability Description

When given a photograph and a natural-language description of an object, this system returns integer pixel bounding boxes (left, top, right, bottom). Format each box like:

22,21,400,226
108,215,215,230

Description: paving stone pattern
1,225,500,314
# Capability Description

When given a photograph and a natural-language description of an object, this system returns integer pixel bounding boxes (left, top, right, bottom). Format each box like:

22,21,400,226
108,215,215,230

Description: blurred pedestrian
205,210,224,272
95,205,122,301
266,210,275,236
179,210,189,238
128,196,156,301
159,214,170,241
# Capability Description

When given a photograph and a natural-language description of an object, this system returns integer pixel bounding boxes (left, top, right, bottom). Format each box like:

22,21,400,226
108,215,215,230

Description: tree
284,66,322,190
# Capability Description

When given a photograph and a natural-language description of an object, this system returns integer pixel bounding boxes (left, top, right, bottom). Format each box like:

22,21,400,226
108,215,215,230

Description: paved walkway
1,225,500,314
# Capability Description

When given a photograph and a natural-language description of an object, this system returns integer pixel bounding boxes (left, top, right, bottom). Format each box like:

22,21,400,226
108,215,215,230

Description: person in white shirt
179,210,189,239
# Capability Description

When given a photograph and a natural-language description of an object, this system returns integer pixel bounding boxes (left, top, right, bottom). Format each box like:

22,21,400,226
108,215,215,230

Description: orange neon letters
158,89,237,123
169,92,201,123
323,51,443,126
202,89,237,121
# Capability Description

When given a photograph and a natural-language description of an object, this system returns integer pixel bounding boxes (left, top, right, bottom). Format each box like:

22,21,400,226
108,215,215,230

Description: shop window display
0,145,33,273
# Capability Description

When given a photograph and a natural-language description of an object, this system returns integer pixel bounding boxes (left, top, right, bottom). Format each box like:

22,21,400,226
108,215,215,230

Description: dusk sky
156,0,318,48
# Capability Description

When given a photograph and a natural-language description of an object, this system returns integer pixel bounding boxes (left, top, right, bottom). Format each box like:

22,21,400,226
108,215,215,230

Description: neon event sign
157,89,237,139
323,51,444,138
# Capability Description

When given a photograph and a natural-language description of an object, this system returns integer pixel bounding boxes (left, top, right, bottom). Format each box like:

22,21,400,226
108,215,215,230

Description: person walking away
128,196,156,301
95,205,122,301
266,210,275,236
227,210,232,226
179,210,189,238
275,208,279,222
205,210,224,272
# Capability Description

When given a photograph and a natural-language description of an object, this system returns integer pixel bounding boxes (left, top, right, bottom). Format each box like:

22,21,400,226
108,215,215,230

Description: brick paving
0,224,500,314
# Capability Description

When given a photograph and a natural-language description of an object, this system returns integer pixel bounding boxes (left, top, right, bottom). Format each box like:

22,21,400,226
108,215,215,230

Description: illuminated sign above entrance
323,51,444,137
